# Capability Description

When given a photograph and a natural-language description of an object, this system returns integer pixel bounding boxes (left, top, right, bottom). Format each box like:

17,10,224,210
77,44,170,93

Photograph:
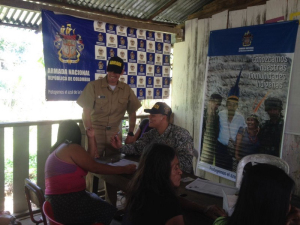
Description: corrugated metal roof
0,5,42,30
0,0,214,31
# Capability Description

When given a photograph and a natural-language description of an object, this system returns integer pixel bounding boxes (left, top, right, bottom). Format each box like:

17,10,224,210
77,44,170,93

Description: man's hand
125,135,135,144
286,206,300,225
123,164,137,174
204,205,227,220
110,133,123,149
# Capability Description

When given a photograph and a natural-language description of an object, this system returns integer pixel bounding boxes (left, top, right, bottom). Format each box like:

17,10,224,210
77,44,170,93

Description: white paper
185,178,238,197
181,177,195,182
108,159,139,167
222,189,238,216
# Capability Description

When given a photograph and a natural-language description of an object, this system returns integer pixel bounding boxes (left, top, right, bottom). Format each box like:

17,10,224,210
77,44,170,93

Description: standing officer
77,56,141,157
77,57,141,205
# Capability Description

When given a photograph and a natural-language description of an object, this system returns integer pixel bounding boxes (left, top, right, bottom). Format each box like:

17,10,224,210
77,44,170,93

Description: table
93,154,223,225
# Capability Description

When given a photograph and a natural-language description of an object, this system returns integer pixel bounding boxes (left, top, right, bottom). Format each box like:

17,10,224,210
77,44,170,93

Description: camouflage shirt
120,123,194,173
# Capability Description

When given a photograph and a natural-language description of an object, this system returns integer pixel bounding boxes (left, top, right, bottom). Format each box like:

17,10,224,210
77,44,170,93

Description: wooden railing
0,116,148,214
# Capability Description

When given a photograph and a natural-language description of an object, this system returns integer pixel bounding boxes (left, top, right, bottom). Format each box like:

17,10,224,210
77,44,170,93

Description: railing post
37,124,52,191
0,127,4,211
13,126,29,213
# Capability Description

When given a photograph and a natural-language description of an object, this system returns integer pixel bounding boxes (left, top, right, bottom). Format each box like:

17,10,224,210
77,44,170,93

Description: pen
115,131,120,137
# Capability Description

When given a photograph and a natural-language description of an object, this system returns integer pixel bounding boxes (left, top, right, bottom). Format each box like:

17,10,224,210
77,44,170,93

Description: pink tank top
45,148,87,195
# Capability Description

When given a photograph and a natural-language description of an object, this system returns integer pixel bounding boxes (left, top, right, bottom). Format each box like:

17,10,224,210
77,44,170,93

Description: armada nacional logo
242,31,253,47
54,23,84,64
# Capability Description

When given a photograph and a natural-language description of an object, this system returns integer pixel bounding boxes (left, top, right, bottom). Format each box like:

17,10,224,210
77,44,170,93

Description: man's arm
125,111,137,144
178,197,227,220
111,129,153,155
175,129,195,173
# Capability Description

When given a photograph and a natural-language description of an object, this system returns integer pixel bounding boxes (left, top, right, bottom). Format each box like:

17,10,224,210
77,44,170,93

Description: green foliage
4,154,37,185
4,158,13,185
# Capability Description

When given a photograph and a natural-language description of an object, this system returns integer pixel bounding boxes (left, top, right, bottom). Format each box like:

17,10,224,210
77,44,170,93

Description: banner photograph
198,21,298,181
42,10,171,101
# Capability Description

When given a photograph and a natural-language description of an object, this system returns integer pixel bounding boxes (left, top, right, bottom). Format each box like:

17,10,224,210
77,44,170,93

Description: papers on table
108,159,139,167
185,178,238,197
222,189,238,216
181,177,195,183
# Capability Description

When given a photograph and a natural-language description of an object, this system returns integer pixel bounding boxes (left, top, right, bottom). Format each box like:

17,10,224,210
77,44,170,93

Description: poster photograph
198,21,298,181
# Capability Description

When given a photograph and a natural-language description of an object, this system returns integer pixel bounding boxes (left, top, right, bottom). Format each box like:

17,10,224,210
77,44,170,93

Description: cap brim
144,109,152,113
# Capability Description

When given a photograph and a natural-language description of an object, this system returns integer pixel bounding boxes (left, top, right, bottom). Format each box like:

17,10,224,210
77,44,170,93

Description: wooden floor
17,213,43,225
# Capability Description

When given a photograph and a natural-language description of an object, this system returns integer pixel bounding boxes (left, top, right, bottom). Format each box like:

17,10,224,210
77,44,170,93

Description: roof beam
0,0,181,34
188,0,267,20
148,0,178,20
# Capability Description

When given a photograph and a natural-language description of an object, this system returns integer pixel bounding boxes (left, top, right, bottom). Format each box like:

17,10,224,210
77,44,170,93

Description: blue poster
198,21,298,181
42,10,171,101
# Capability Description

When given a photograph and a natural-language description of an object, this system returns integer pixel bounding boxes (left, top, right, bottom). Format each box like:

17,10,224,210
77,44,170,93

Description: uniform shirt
77,76,141,127
120,124,194,173
218,109,246,145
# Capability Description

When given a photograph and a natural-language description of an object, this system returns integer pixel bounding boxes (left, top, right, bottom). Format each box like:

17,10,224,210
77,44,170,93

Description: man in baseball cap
107,56,124,74
111,101,194,174
144,102,172,119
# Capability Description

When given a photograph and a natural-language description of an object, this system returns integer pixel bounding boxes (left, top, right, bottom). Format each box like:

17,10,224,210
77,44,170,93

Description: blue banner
199,21,298,181
42,10,171,101
208,21,298,56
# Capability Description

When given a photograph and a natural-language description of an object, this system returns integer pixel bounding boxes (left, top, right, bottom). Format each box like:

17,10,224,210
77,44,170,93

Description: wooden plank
288,0,300,20
266,0,287,22
246,4,266,26
286,0,300,135
194,18,211,177
188,0,267,20
207,10,229,183
0,0,181,34
228,9,247,28
172,42,187,128
37,124,52,191
210,10,228,31
13,126,29,213
184,18,198,136
0,127,4,211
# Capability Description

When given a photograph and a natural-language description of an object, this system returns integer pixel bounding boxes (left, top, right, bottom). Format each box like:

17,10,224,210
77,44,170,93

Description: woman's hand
86,127,95,138
123,164,137,174
286,206,300,225
204,205,227,220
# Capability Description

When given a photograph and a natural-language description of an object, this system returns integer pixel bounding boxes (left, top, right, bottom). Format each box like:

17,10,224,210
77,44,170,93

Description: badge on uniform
98,95,106,98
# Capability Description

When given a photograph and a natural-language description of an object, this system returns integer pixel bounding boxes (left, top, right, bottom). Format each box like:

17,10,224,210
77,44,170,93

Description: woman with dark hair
213,164,300,225
45,120,136,225
123,143,226,225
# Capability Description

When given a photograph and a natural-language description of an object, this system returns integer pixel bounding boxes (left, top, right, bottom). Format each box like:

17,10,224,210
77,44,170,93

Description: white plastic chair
235,154,289,189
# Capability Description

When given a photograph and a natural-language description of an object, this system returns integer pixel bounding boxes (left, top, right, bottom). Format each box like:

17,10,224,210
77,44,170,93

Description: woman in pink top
45,120,136,225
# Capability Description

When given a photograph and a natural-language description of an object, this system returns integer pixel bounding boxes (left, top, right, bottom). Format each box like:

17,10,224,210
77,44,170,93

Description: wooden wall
172,0,300,189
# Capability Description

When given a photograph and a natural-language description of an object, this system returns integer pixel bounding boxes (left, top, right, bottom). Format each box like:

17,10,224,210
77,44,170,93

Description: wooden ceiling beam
188,0,267,20
0,0,182,35
148,0,178,20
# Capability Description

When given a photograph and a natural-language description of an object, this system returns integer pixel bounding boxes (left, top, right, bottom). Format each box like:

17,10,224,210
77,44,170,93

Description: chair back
43,201,63,225
43,201,105,225
24,178,47,225
236,154,289,189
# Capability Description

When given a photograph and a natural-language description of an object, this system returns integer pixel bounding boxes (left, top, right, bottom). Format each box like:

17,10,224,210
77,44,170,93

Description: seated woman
123,143,226,225
213,163,300,225
45,120,136,225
